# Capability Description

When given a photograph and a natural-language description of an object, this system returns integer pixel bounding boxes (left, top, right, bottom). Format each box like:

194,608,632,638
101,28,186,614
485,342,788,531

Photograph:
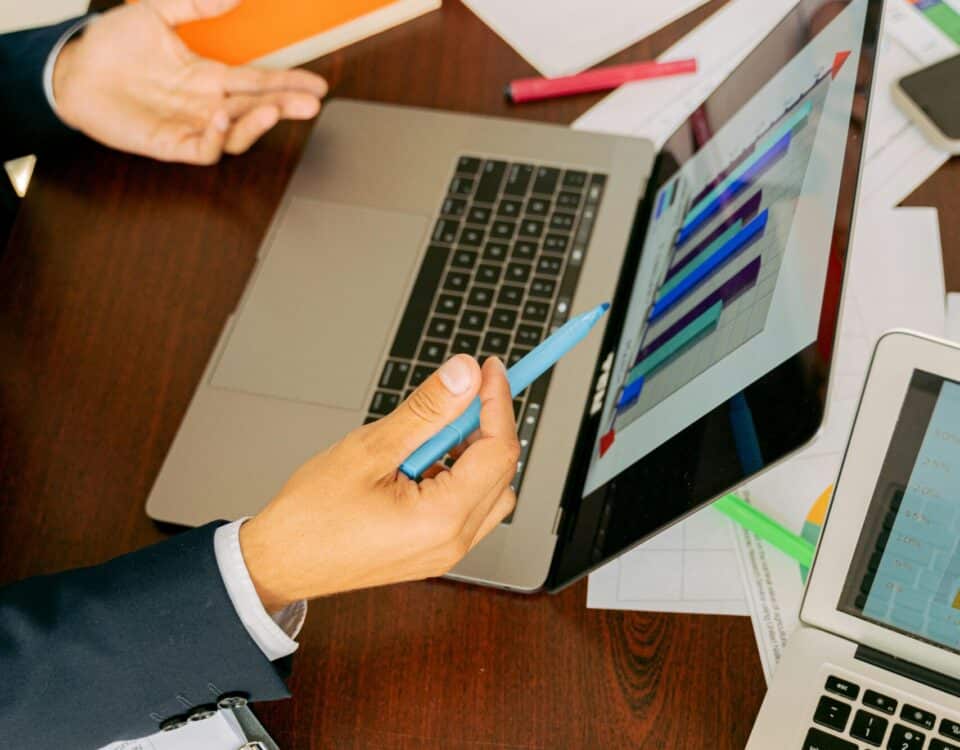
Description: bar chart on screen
598,58,847,459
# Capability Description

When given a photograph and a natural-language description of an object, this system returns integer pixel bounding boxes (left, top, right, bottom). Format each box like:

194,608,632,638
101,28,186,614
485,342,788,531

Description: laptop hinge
855,645,960,699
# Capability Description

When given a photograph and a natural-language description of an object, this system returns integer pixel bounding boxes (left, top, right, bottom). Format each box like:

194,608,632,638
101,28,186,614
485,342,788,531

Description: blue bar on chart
650,210,768,322
655,190,667,219
675,99,812,248
668,190,763,280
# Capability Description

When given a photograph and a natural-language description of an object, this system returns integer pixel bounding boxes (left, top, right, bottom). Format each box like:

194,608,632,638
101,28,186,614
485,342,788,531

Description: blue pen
400,302,610,479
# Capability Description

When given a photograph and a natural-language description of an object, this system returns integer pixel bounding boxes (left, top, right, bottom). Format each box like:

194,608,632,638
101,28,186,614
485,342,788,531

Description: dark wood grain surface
2,2,958,748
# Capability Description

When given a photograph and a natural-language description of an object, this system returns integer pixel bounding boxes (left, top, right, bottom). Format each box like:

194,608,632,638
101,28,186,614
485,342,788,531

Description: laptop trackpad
211,197,427,409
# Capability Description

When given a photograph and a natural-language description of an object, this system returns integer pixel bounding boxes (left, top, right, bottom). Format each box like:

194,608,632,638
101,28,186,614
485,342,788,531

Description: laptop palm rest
211,197,427,409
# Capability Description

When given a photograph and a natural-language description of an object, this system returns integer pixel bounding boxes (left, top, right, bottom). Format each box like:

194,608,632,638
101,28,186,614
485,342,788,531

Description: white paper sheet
587,507,747,614
732,206,946,682
859,0,956,210
99,711,248,750
573,0,800,147
459,0,711,78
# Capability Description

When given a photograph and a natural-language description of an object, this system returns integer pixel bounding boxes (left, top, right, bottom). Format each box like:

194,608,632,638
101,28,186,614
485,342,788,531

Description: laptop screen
548,0,882,589
839,370,960,655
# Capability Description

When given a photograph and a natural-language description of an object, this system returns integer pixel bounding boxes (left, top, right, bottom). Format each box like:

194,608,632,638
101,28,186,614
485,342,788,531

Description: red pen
506,58,698,104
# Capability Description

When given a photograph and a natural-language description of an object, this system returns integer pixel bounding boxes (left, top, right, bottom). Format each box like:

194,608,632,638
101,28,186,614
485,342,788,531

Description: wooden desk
2,2,957,747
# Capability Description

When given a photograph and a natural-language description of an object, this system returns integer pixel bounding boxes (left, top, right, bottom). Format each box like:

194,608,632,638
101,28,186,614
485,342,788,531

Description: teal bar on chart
683,100,812,228
625,300,723,385
659,220,744,300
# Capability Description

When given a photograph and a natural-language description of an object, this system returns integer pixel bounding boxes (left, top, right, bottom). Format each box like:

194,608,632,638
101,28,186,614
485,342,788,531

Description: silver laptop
147,0,883,592
748,331,960,750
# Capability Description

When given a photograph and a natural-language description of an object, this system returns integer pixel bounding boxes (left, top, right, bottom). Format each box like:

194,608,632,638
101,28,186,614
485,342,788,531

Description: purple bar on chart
667,190,762,281
637,256,761,362
675,132,790,248
615,375,645,412
687,144,756,210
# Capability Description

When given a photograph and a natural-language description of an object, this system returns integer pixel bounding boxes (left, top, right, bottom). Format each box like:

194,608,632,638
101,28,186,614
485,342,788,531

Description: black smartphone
893,53,960,153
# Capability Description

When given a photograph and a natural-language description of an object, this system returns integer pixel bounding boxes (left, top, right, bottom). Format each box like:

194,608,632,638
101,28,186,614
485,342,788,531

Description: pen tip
600,302,610,312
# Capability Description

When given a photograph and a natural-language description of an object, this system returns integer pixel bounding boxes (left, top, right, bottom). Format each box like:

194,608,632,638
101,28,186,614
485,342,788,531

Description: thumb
148,0,241,26
365,355,481,473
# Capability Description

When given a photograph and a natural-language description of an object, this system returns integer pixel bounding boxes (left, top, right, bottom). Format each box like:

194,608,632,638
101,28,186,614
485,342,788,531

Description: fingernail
437,355,473,395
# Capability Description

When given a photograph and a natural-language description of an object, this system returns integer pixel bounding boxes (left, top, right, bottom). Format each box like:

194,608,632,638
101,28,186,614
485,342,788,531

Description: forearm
0,523,291,749
0,17,89,162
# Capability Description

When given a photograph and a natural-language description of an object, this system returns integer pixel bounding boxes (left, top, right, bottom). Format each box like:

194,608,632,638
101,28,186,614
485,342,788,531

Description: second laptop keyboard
366,156,607,498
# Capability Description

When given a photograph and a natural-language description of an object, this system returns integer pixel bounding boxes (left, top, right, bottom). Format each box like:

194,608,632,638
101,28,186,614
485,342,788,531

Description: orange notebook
165,0,441,68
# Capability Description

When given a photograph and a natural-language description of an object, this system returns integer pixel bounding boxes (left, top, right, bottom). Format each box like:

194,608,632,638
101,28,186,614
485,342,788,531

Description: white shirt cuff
214,518,307,661
43,16,96,121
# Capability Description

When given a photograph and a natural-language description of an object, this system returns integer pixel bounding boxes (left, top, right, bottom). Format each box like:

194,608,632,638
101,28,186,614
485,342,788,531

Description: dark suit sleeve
0,17,89,162
0,522,292,750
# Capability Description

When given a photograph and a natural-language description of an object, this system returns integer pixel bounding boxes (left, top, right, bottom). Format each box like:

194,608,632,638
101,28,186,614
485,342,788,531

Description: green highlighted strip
626,300,723,385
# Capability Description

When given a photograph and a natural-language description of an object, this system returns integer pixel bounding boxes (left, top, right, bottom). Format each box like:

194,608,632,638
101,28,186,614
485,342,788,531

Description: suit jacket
0,16,86,163
0,522,291,749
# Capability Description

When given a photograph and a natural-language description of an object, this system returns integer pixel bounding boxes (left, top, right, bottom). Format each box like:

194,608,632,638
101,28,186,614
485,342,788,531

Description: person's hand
239,355,520,610
52,0,329,164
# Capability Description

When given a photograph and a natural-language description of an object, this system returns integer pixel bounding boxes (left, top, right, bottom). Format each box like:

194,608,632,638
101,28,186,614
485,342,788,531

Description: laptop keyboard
802,673,960,749
366,156,607,502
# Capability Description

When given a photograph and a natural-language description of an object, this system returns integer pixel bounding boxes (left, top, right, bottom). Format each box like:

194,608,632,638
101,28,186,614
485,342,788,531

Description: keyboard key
932,740,960,750
370,391,400,415
556,190,581,209
519,219,545,238
364,416,379,425
522,300,550,322
851,709,887,746
436,294,462,316
532,166,560,195
506,263,532,284
562,170,587,189
802,728,856,750
475,264,502,285
889,725,924,749
537,256,564,276
441,197,467,217
451,333,480,356
457,156,481,174
529,277,556,298
467,286,494,307
526,197,550,216
433,218,460,243
459,226,484,246
449,176,474,196
378,360,411,390
864,690,897,715
550,212,575,231
451,249,478,269
490,307,517,329
825,676,860,701
504,163,534,196
941,719,960,741
902,705,935,730
443,271,470,292
498,285,524,306
466,206,492,225
516,324,542,347
483,242,509,261
410,365,433,386
419,340,447,364
814,695,851,733
460,310,487,330
498,199,522,217
427,316,455,340
475,160,507,203
543,234,569,253
391,246,450,358
512,240,537,261
491,220,516,240
482,331,510,354
508,347,530,367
